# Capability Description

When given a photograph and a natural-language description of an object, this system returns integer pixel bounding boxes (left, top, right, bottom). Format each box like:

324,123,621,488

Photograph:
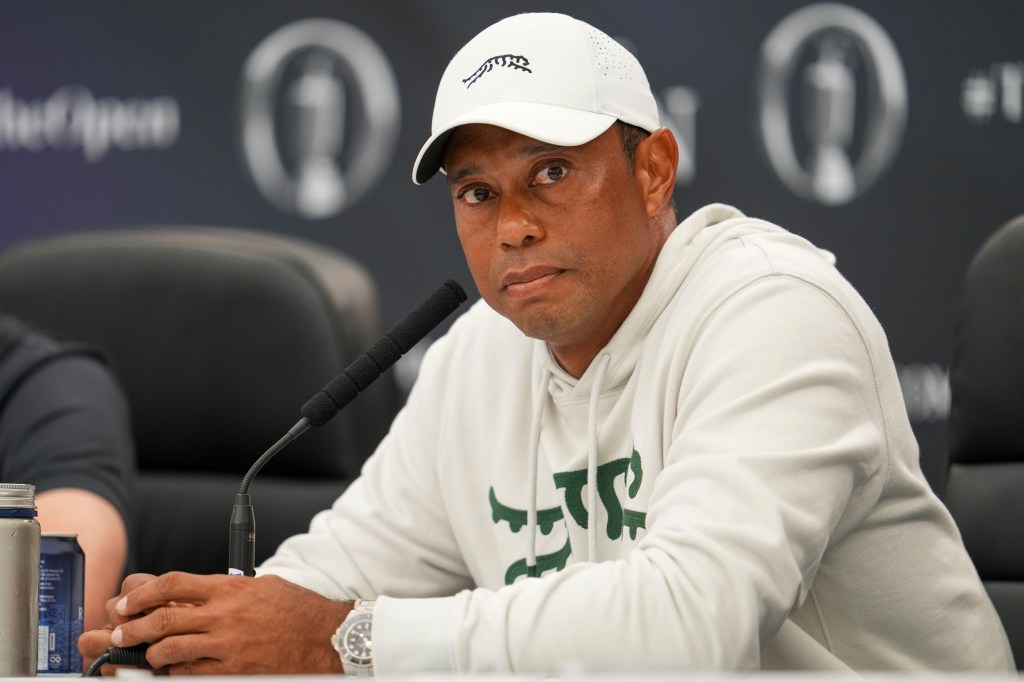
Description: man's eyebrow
446,142,570,187
447,166,482,187
520,142,564,156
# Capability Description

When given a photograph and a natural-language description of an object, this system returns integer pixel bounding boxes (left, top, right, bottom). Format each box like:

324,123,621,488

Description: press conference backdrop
0,1,1021,489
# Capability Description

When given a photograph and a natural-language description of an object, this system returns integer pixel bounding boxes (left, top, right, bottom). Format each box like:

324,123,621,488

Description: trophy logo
241,19,400,219
757,4,907,206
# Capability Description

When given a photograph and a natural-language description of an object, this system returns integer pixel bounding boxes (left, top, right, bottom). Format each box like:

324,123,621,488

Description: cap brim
412,102,617,184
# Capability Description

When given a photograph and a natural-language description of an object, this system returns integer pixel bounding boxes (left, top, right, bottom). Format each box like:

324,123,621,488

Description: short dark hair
617,122,649,171
617,121,677,218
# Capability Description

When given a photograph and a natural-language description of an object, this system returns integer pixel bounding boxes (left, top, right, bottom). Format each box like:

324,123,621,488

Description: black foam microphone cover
301,279,467,427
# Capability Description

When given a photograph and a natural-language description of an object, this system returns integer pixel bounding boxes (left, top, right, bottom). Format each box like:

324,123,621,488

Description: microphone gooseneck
227,279,468,577
239,420,310,496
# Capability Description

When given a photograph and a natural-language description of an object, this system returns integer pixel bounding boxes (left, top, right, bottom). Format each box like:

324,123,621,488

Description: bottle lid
0,482,37,510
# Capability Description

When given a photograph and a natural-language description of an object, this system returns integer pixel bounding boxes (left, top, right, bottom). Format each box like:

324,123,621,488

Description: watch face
342,616,373,666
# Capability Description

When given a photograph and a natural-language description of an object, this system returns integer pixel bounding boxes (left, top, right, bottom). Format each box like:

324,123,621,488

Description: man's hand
78,572,352,675
79,573,159,672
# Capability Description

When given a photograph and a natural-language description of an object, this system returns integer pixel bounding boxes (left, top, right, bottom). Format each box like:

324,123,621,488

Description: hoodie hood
533,202,826,402
520,203,832,573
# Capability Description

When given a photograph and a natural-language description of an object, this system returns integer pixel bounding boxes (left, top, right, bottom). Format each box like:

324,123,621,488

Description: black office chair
946,213,1024,669
0,227,399,575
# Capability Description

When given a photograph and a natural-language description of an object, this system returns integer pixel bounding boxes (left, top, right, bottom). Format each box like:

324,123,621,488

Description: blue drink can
37,533,84,675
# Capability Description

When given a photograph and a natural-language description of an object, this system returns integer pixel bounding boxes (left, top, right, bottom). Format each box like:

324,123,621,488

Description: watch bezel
339,613,373,666
332,601,375,676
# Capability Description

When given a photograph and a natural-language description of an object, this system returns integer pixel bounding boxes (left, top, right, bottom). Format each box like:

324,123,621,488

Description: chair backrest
0,226,399,575
946,214,1024,668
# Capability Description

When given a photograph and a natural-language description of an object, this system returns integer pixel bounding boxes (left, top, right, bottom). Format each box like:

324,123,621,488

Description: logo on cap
240,19,400,220
463,55,533,88
757,3,907,206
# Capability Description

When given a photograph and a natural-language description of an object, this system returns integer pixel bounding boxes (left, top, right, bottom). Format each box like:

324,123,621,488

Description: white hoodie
260,204,1014,674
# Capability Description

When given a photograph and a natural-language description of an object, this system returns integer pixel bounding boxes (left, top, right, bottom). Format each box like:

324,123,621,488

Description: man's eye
533,165,566,185
461,187,491,204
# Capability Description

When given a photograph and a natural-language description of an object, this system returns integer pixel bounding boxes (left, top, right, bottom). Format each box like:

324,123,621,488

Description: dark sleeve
0,353,135,529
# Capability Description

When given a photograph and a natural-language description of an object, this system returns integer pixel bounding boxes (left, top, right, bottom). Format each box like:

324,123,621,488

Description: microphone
301,278,467,427
228,279,468,576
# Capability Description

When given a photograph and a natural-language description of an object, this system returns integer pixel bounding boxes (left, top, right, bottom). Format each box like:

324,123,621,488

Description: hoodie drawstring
526,352,611,576
525,370,551,578
586,352,611,563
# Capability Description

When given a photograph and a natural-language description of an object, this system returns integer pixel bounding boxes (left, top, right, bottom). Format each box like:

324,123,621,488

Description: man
81,12,1013,674
0,315,133,634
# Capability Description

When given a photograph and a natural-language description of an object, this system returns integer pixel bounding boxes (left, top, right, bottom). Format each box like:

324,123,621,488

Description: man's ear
636,128,679,218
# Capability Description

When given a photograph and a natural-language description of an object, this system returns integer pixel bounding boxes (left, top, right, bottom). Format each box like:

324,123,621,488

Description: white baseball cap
412,12,660,184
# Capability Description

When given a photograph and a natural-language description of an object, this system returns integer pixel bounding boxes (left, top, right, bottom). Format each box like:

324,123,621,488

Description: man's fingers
113,602,205,648
121,573,158,592
103,577,152,628
111,572,161,620
117,572,228,617
146,635,215,671
78,628,114,659
166,658,220,676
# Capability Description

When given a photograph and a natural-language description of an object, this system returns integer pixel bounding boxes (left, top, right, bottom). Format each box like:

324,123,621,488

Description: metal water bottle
0,482,41,677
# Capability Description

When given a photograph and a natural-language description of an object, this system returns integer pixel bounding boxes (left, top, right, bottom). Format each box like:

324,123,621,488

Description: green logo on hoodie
489,448,646,584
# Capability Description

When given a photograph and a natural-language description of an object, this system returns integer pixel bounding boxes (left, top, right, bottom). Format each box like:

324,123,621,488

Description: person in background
80,12,1013,675
0,314,134,634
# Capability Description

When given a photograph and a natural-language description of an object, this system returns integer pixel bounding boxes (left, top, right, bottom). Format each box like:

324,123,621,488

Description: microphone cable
84,644,151,676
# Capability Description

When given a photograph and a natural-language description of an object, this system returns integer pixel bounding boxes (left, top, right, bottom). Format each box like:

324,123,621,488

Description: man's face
444,123,666,371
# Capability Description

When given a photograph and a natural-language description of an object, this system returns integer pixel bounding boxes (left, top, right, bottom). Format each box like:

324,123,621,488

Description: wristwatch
332,599,375,676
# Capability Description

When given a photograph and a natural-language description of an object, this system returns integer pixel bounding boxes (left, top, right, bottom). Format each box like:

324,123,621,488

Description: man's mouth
501,266,564,298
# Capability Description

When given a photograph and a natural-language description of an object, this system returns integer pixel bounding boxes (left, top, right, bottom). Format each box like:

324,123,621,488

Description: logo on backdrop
612,35,699,188
0,86,180,162
962,61,1023,125
660,85,700,187
240,19,401,220
897,362,950,423
756,3,907,206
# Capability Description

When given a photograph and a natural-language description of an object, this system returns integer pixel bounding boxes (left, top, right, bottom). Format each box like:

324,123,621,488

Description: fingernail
111,628,123,646
115,597,127,615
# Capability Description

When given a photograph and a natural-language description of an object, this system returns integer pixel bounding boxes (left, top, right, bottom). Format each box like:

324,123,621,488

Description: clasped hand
78,572,351,675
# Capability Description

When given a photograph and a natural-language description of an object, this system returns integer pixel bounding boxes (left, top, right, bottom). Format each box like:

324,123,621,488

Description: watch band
332,600,375,676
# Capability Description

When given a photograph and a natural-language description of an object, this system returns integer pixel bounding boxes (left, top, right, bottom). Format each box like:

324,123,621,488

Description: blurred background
1,0,1021,491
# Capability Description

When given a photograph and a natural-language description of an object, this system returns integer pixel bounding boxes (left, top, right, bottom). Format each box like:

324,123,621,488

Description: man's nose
496,195,544,247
